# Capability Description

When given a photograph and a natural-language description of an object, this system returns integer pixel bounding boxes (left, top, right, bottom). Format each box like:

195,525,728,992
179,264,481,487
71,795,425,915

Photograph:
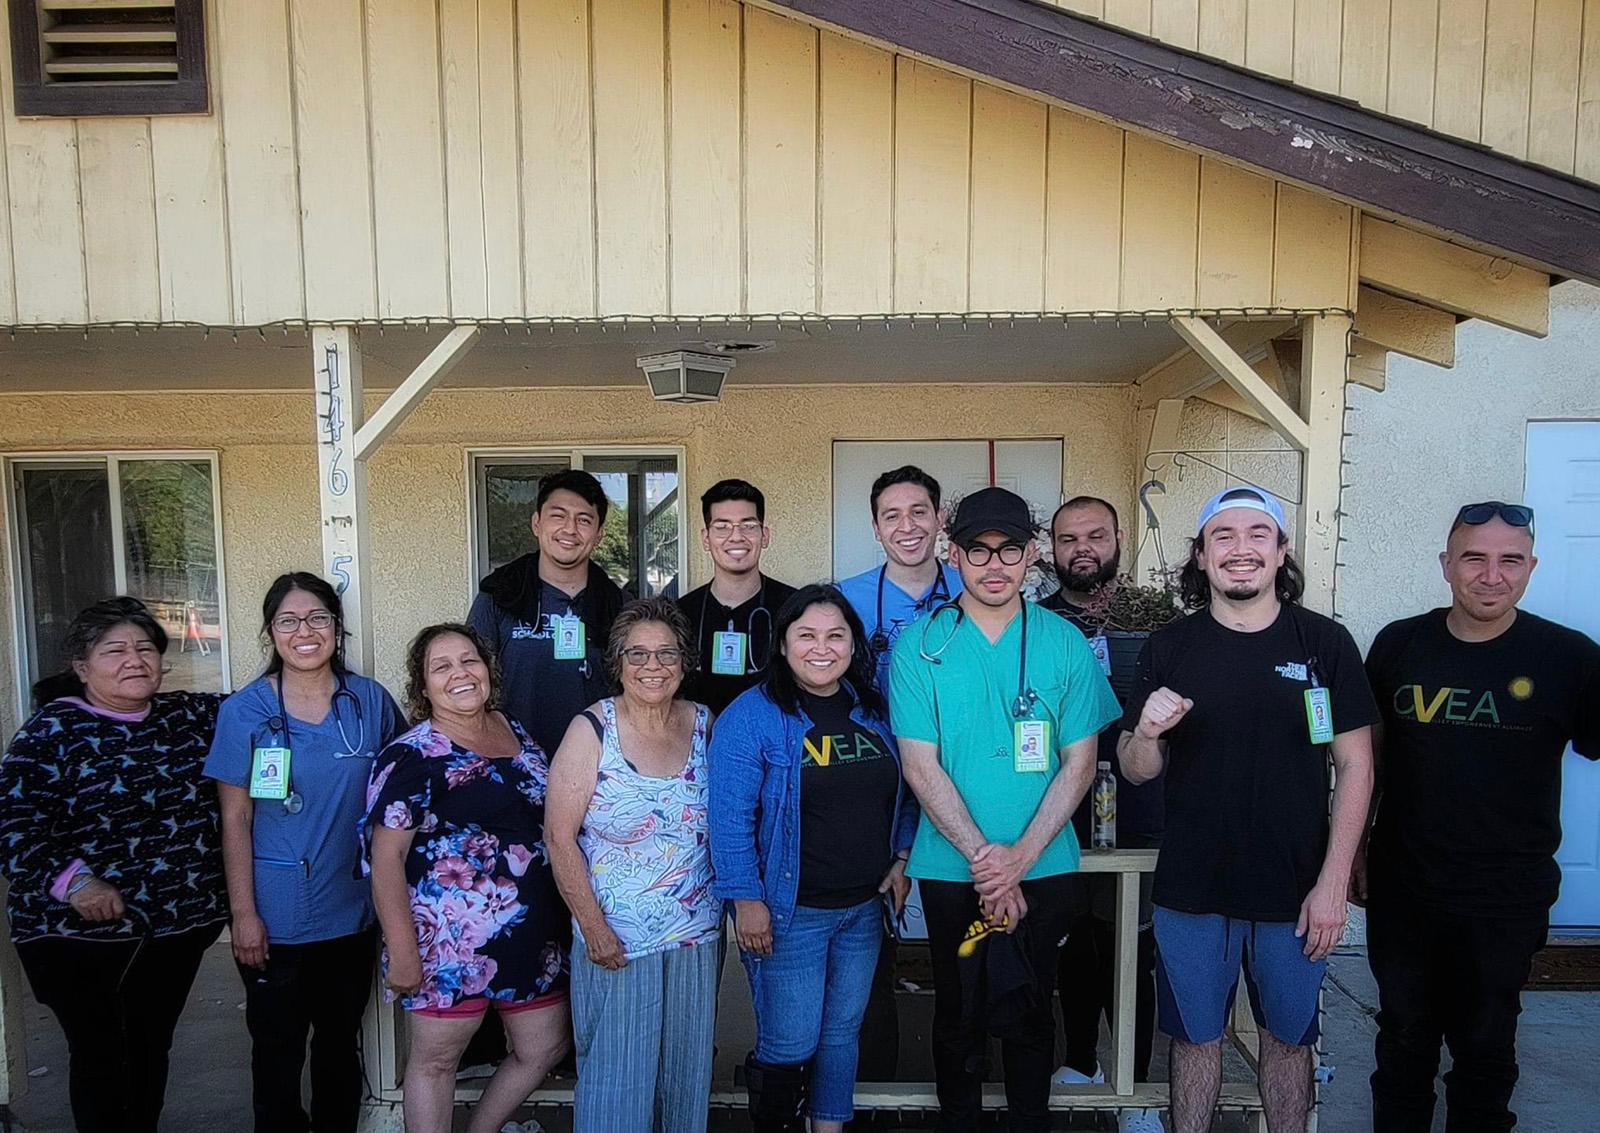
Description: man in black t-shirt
1041,495,1162,1131
1119,486,1377,1133
1359,501,1600,1133
675,480,796,714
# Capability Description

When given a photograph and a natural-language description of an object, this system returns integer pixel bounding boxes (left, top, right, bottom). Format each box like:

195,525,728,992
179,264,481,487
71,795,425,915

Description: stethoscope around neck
696,578,775,673
918,598,1040,720
254,672,367,816
869,564,954,654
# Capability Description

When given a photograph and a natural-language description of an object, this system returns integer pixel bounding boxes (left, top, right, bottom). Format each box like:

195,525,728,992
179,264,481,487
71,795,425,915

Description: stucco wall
1,380,1137,734
1339,280,1600,651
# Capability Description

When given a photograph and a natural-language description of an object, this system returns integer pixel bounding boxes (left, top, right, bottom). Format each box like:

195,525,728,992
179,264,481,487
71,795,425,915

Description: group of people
0,461,1593,1133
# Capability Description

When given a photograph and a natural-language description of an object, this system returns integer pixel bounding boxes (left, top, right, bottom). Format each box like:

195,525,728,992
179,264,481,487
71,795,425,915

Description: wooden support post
353,325,480,461
311,326,374,675
1297,314,1352,616
1170,317,1309,451
1108,869,1140,1095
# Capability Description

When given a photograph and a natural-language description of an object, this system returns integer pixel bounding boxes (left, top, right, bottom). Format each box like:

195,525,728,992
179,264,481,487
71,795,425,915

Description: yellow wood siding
0,0,1359,327
1043,0,1600,177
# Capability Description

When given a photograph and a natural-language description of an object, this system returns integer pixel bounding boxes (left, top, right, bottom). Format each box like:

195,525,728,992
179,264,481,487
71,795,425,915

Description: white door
831,439,1064,578
1523,421,1600,928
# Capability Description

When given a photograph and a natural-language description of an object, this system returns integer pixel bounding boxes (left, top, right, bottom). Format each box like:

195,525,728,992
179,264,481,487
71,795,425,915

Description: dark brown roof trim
762,0,1600,283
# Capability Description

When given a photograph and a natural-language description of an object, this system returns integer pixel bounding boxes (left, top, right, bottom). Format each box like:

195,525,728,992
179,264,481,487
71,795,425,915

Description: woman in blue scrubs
205,572,404,1133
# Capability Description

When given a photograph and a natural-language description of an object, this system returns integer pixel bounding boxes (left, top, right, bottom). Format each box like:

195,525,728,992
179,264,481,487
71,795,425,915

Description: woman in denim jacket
709,583,917,1133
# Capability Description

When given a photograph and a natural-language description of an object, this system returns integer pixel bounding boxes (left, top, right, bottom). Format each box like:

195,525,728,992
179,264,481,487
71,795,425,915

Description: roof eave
756,0,1600,285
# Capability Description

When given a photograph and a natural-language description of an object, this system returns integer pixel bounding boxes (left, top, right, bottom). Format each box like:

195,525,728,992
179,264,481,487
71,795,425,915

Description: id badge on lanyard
553,614,587,661
1304,686,1334,744
1013,719,1051,774
1087,633,1112,677
250,746,292,800
711,629,748,676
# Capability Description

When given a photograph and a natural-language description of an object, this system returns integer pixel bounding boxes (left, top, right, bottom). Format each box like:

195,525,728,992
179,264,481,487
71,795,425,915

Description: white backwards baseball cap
1195,485,1287,535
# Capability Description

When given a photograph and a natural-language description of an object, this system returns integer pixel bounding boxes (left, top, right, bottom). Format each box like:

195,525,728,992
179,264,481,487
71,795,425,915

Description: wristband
64,869,95,899
894,852,911,862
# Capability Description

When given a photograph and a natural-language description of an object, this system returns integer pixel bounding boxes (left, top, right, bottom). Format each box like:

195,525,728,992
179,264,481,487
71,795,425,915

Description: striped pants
570,934,721,1133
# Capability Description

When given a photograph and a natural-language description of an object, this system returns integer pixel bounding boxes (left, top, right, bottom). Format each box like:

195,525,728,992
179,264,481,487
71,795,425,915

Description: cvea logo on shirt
803,731,890,768
1395,685,1501,725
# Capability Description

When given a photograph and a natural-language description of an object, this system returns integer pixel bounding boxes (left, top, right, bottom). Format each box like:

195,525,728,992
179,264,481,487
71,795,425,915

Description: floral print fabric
576,698,719,960
362,718,568,1011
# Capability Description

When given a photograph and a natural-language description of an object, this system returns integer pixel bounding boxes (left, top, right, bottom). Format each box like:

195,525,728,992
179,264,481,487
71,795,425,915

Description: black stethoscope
869,565,954,654
918,599,1040,720
255,673,367,815
695,579,775,673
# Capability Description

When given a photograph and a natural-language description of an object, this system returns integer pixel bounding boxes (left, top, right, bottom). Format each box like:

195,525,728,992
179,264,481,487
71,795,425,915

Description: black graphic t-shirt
676,575,796,714
1365,608,1600,917
1122,605,1380,922
797,688,898,908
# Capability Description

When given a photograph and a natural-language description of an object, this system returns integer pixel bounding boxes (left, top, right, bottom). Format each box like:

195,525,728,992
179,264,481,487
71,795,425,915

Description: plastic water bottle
1092,761,1117,851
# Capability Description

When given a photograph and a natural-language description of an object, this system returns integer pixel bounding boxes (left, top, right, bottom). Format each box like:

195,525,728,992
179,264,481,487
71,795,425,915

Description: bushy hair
402,622,501,723
1178,532,1305,610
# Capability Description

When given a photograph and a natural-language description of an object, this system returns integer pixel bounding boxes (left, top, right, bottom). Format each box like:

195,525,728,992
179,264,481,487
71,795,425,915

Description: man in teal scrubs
891,487,1120,1132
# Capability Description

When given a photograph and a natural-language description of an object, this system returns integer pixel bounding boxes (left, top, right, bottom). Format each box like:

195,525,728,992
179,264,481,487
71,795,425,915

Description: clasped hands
970,841,1033,933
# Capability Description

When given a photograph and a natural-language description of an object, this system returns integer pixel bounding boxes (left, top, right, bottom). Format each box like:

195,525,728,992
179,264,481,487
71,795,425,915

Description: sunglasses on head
1454,501,1535,534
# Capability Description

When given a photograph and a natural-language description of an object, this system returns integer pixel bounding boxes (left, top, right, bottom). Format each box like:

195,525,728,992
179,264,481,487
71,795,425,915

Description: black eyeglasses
960,542,1028,566
1454,501,1535,535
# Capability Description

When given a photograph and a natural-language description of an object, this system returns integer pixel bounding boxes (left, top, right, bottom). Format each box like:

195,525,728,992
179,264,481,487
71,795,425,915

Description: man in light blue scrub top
837,465,963,694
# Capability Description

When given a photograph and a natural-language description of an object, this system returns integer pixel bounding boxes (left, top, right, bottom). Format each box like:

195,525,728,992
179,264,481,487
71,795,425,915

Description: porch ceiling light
636,350,733,404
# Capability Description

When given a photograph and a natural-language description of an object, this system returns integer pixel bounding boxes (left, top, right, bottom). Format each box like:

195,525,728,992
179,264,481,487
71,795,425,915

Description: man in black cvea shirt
1118,486,1377,1133
1358,502,1600,1133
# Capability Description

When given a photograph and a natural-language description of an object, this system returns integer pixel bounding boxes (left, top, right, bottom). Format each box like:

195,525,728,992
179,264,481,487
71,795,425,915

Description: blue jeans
741,898,882,1122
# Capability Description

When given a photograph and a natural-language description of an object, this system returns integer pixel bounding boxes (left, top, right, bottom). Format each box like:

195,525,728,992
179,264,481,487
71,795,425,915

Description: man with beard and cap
1118,485,1377,1133
468,468,627,755
1041,496,1162,1133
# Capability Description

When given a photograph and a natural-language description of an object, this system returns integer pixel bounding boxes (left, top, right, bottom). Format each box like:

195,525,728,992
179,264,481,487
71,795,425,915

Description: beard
1054,546,1120,592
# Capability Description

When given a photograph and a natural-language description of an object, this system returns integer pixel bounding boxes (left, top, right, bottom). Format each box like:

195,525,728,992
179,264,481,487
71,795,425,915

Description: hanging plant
1074,570,1185,633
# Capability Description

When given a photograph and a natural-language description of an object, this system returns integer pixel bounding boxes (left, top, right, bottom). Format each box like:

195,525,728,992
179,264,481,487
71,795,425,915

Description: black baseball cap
949,487,1038,545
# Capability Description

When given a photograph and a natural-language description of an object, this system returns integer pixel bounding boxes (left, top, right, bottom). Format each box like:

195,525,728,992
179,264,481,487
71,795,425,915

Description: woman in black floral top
0,596,226,1133
363,622,570,1133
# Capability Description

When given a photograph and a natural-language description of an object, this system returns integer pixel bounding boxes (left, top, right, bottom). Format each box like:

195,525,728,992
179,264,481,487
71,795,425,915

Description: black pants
921,875,1085,1133
16,920,224,1133
238,927,377,1133
1056,913,1157,1081
1368,895,1547,1133
855,924,900,1083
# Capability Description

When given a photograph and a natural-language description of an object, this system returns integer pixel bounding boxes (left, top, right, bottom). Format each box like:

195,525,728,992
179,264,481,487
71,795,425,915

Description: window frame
3,450,231,722
8,0,209,118
464,445,688,603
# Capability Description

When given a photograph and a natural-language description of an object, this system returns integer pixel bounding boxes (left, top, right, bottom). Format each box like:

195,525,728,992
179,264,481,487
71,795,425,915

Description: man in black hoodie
468,469,628,756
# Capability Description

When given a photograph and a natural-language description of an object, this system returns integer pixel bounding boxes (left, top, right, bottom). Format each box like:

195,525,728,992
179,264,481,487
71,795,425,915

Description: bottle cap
1097,761,1111,770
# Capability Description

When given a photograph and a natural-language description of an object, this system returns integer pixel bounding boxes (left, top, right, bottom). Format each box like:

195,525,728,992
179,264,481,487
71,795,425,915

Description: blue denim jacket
708,683,918,932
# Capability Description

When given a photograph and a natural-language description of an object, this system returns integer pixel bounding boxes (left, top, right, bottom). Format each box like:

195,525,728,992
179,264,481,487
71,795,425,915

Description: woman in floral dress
363,623,569,1133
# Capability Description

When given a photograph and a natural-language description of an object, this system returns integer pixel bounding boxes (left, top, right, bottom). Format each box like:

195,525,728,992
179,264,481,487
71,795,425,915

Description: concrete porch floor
6,943,1597,1131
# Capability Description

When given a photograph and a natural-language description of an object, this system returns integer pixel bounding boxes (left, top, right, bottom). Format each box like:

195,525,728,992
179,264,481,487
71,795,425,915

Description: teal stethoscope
918,599,1040,720
254,673,367,815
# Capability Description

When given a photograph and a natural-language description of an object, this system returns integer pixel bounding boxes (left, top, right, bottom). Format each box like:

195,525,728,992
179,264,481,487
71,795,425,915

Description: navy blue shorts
1152,905,1325,1046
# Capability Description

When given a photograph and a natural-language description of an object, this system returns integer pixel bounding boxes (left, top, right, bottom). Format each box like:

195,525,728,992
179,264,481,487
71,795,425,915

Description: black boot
744,1054,809,1132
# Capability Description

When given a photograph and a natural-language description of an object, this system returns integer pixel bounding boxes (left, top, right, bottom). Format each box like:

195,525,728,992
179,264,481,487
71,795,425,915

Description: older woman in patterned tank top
546,597,721,1133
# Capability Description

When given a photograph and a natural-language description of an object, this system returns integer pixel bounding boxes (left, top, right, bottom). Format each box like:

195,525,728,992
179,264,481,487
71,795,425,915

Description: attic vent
9,0,208,116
